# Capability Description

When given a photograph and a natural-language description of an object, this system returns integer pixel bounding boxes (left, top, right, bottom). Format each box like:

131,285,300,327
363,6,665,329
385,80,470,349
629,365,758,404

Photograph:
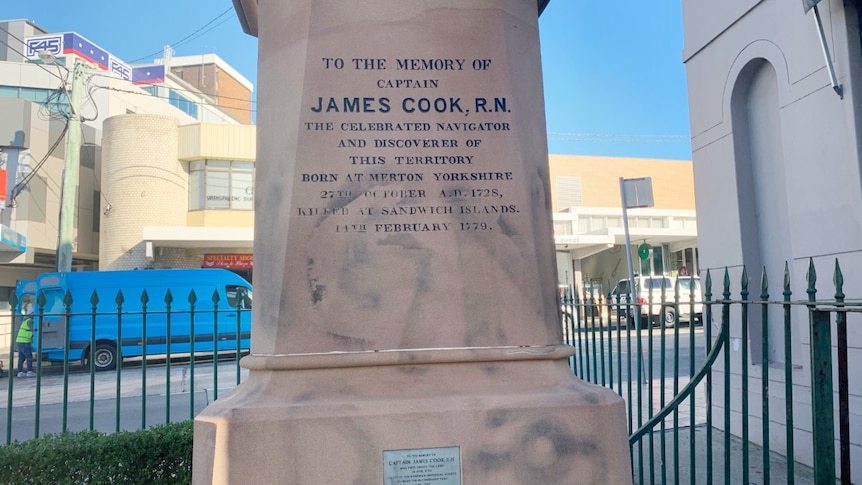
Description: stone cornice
233,0,552,36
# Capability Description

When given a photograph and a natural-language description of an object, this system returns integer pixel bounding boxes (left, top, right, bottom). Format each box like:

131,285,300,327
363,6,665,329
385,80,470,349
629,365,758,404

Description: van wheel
87,343,117,371
663,307,677,328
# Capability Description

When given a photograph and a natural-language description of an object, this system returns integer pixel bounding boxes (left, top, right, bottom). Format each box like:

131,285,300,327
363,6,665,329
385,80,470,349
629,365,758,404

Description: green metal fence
562,259,854,484
2,262,857,484
2,288,249,444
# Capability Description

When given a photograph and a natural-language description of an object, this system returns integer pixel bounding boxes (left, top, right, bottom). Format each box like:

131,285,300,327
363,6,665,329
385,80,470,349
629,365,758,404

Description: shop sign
0,224,26,252
203,253,253,269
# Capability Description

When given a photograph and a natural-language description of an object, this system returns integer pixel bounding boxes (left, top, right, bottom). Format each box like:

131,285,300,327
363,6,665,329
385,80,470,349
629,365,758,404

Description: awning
142,226,253,250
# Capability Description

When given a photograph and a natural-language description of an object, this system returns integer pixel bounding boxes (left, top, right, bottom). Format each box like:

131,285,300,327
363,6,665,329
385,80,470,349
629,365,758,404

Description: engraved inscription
383,447,461,485
299,55,517,235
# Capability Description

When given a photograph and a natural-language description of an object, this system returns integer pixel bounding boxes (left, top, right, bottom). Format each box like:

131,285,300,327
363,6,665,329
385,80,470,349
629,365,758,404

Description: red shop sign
203,253,253,269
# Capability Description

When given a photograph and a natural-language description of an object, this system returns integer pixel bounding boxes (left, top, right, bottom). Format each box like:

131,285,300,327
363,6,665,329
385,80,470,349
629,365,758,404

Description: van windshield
226,286,253,309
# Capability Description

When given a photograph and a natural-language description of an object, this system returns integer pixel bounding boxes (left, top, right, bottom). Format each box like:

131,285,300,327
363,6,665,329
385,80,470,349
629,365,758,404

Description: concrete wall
548,155,695,211
682,0,862,479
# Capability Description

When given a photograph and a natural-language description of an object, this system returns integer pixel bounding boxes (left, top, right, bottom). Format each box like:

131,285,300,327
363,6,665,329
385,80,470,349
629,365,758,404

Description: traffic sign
638,243,650,260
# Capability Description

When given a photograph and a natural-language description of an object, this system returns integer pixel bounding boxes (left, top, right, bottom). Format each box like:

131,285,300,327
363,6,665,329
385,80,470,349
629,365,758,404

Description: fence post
165,290,173,425
704,270,714,485
740,267,750,485
34,291,45,439
61,290,72,433
212,290,220,401
833,259,850,484
807,259,836,484
782,263,796,484
115,290,124,433
141,290,149,430
89,290,99,431
189,289,197,420
6,292,17,445
760,267,770,484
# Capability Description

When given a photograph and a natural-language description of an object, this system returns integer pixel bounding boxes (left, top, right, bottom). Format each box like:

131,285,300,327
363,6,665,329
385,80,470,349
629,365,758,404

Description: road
565,324,707,381
0,328,708,444
0,356,248,443
564,324,710,430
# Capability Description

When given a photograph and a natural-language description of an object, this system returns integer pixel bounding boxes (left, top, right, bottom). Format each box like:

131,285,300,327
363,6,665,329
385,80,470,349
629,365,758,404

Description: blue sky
3,1,692,160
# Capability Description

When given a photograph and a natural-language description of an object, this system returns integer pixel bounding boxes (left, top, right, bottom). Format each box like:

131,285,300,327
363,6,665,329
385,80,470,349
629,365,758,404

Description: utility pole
57,58,84,272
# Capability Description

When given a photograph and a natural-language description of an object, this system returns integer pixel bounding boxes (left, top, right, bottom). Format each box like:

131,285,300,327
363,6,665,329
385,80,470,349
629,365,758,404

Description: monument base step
194,348,632,484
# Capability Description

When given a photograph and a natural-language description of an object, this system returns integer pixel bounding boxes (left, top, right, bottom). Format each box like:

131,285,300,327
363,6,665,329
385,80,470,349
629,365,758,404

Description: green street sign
638,243,650,260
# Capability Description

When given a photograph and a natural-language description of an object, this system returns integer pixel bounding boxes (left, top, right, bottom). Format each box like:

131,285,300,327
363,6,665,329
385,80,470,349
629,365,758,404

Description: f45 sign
25,35,63,58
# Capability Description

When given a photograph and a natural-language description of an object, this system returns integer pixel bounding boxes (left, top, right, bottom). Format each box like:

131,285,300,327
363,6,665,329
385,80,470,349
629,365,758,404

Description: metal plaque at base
383,446,461,484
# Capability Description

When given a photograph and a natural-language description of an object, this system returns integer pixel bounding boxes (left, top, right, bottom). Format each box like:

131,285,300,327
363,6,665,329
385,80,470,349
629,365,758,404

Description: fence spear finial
806,258,817,303
834,258,844,302
705,269,713,301
723,267,731,300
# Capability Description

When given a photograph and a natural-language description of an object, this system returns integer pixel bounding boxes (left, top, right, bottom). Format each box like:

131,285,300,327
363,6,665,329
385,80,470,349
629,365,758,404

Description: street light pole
57,58,84,272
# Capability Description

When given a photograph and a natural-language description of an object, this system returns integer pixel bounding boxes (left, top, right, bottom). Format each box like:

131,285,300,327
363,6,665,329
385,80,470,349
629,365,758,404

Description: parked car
663,276,704,326
609,275,675,327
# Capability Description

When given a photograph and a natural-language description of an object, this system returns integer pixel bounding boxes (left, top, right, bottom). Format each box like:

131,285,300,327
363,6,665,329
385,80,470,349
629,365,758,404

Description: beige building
549,154,698,293
0,19,256,351
100,117,255,280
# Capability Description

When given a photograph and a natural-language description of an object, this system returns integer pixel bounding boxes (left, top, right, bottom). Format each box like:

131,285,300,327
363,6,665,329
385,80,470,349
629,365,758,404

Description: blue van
31,269,252,371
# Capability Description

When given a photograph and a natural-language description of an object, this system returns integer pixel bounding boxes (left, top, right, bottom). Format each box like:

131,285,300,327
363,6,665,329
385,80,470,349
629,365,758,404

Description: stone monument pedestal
194,0,633,482
194,347,631,483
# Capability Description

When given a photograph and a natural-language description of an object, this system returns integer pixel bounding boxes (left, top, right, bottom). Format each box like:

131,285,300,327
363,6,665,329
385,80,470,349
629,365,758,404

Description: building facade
0,19,256,309
682,0,862,479
549,154,698,295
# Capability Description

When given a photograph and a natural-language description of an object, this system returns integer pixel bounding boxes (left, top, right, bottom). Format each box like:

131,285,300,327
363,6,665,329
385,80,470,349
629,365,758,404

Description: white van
611,275,704,327
665,276,703,326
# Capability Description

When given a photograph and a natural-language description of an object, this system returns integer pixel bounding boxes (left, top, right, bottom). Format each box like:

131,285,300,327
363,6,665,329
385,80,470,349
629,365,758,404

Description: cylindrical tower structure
100,114,186,270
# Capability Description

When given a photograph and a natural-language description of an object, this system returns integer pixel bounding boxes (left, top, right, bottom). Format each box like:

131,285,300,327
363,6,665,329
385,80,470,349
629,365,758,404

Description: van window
41,289,67,314
226,286,253,309
641,277,673,290
19,294,34,314
678,277,702,292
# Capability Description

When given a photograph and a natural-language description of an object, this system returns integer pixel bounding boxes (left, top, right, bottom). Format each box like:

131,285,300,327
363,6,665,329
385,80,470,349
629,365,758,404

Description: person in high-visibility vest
16,310,35,378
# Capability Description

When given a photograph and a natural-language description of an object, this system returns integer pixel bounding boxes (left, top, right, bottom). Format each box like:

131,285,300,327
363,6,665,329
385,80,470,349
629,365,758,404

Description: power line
89,83,257,115
126,6,235,63
86,71,256,106
0,25,69,82
549,132,689,144
7,121,70,207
